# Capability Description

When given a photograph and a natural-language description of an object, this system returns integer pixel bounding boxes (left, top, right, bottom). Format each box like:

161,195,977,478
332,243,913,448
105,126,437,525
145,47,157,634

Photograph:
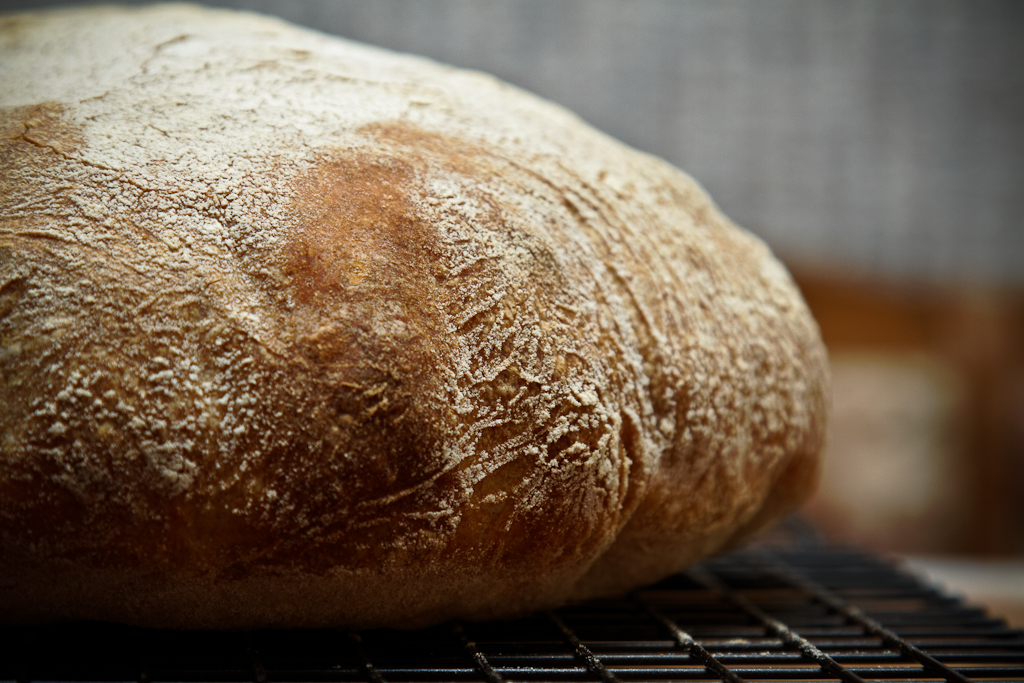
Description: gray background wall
4,0,1023,286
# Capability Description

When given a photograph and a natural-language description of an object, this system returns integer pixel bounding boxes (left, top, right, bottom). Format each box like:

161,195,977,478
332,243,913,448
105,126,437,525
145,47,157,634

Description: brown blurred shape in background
796,270,1024,556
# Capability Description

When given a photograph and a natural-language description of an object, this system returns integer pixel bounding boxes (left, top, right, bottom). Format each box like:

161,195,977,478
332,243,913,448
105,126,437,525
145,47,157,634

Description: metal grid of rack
3,542,1022,682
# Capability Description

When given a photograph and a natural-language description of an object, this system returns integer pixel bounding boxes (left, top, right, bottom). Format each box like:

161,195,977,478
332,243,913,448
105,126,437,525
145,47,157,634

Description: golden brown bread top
0,5,827,628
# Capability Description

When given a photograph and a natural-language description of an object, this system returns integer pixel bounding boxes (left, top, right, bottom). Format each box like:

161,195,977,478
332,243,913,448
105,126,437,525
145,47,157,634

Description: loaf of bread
0,4,828,629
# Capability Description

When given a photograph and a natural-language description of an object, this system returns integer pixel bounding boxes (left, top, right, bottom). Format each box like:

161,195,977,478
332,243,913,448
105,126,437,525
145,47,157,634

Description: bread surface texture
0,4,828,629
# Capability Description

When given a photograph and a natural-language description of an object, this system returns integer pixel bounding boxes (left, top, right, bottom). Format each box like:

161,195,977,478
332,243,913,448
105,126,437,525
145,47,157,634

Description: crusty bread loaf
0,4,828,629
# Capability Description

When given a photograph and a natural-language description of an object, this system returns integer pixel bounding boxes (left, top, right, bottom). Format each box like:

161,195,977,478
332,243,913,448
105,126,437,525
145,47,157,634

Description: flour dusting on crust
0,4,828,628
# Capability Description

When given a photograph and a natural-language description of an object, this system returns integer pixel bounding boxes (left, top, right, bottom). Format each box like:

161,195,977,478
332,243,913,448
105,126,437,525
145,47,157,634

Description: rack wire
2,528,1022,682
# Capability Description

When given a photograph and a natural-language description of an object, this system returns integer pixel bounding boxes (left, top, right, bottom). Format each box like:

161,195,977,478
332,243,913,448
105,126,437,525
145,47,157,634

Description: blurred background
4,0,1022,614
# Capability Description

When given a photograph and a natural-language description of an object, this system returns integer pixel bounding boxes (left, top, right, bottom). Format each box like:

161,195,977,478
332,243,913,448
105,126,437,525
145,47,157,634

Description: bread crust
0,4,828,628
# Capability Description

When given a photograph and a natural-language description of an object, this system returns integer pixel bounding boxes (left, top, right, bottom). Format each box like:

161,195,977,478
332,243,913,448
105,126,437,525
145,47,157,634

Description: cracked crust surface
0,4,828,629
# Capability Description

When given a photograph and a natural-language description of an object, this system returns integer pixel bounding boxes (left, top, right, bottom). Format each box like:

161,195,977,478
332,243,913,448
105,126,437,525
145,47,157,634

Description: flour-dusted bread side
0,4,828,629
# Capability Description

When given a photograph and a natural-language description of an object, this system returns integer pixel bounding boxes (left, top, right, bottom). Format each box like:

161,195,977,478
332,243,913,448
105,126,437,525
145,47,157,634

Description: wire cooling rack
2,526,1022,682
